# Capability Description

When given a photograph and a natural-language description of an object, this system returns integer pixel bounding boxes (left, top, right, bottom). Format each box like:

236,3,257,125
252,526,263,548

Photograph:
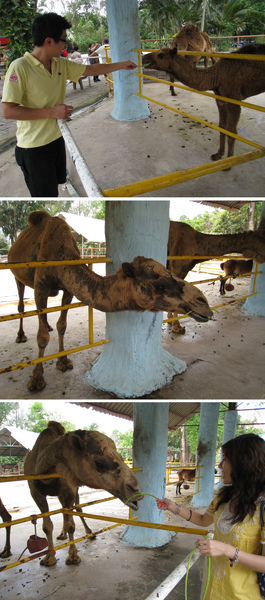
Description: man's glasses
58,38,68,44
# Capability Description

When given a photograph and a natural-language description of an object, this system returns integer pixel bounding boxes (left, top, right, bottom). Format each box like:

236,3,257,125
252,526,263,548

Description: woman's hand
196,538,233,558
122,60,137,70
156,498,175,511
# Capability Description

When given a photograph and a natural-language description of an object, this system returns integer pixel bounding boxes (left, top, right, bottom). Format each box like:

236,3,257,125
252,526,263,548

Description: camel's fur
8,211,212,391
167,220,265,333
0,498,12,558
142,44,265,160
220,258,253,295
24,421,143,567
169,24,217,95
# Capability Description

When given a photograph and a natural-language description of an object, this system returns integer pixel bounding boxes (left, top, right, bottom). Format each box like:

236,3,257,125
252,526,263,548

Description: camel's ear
171,45,178,57
69,432,85,451
122,262,136,279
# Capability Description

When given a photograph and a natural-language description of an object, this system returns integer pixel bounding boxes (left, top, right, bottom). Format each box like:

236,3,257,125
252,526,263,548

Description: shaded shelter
0,426,38,459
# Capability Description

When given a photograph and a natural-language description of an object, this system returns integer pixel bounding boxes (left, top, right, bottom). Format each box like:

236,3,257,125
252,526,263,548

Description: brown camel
219,259,253,295
169,24,217,96
142,44,265,161
0,498,12,558
8,211,212,391
24,421,143,566
167,220,265,333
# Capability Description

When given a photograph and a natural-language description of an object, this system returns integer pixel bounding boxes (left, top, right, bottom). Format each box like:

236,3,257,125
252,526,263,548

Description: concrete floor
0,481,207,600
1,75,265,197
1,272,264,400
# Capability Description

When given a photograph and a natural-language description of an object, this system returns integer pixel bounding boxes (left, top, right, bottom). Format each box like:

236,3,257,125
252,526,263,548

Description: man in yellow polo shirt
2,12,137,197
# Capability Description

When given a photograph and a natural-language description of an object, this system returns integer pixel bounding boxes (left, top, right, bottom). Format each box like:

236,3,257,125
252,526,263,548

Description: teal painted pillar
216,406,237,490
106,0,150,120
86,201,187,398
122,402,173,547
243,202,265,316
192,403,220,507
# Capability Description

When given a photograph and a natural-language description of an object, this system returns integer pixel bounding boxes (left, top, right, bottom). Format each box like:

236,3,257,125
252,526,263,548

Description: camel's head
62,430,143,510
142,46,178,72
120,256,213,322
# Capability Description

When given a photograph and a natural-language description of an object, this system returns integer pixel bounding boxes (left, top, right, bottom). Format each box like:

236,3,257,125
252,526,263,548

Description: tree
71,200,105,219
0,200,74,243
179,203,262,234
0,0,36,65
0,402,19,427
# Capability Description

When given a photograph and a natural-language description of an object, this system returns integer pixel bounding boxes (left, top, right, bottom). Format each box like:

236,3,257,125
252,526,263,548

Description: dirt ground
1,74,265,197
0,480,208,600
0,270,264,400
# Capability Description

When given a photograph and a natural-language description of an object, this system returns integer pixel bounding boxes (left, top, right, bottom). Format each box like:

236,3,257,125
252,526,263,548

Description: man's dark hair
32,12,72,46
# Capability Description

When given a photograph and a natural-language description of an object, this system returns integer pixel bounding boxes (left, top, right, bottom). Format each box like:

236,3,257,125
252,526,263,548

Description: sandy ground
1,74,265,197
0,268,264,400
0,479,208,600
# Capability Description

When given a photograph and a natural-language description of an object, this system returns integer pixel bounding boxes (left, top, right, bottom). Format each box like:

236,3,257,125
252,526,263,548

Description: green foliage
64,1,108,51
179,203,263,234
72,200,105,219
0,200,74,243
0,0,36,64
111,429,134,448
22,402,50,433
0,402,19,427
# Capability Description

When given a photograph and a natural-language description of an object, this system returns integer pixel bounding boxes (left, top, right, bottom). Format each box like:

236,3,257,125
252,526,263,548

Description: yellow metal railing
102,48,265,196
0,257,111,375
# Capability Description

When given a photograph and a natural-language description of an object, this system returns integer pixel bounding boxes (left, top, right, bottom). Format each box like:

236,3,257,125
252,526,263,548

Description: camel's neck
171,60,217,91
195,230,254,256
58,265,138,312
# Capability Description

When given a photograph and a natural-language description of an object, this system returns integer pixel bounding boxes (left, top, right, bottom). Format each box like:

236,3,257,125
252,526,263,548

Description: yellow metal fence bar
136,92,263,151
0,257,112,270
0,338,109,375
103,148,265,197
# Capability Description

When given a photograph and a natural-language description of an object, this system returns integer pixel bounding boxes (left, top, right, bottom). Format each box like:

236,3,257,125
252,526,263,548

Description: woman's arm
156,498,214,528
2,102,74,121
83,59,137,77
197,538,265,573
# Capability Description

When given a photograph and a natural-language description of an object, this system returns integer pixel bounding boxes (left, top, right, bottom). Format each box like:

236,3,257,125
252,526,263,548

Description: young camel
167,220,265,333
8,211,212,391
0,498,12,558
142,44,265,161
24,421,143,566
169,24,217,96
219,258,253,295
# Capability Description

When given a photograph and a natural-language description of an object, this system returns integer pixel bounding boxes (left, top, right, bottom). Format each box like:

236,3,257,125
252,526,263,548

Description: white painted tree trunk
106,0,150,120
86,201,186,398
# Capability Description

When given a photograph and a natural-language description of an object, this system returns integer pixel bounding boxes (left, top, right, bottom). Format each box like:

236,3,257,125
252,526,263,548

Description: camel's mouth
189,311,210,323
119,492,144,510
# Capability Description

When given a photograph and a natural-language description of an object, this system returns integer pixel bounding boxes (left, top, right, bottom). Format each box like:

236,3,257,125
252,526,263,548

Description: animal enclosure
103,46,265,197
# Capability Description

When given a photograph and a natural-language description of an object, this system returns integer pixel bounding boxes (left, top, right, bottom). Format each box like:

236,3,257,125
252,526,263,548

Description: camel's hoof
16,334,27,343
27,376,46,392
40,556,57,567
57,532,67,540
211,152,222,161
47,324,53,332
56,358,73,372
0,549,12,558
66,555,81,565
172,325,186,335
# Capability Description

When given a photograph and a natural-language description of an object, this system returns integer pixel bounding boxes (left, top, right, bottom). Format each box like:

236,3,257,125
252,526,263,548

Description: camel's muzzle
189,311,211,323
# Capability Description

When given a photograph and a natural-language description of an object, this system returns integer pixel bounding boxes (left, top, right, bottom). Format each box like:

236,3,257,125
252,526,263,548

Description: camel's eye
158,53,165,59
155,283,165,292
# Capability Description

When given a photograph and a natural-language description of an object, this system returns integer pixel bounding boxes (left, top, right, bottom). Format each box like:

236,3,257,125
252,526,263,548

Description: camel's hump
28,211,51,227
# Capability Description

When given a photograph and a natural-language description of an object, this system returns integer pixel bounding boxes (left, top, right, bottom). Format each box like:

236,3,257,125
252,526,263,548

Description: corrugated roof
0,426,39,457
192,200,251,211
71,402,201,430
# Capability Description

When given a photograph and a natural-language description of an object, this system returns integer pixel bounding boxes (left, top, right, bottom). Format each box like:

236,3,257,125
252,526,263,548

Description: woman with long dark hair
157,434,265,599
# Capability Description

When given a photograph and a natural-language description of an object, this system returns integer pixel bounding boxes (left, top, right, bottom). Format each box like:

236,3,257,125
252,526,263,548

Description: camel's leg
57,490,95,541
226,104,241,159
169,75,177,96
27,487,56,566
56,290,74,372
211,99,228,161
15,279,27,343
27,290,50,392
167,312,186,334
57,490,81,565
0,498,12,558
